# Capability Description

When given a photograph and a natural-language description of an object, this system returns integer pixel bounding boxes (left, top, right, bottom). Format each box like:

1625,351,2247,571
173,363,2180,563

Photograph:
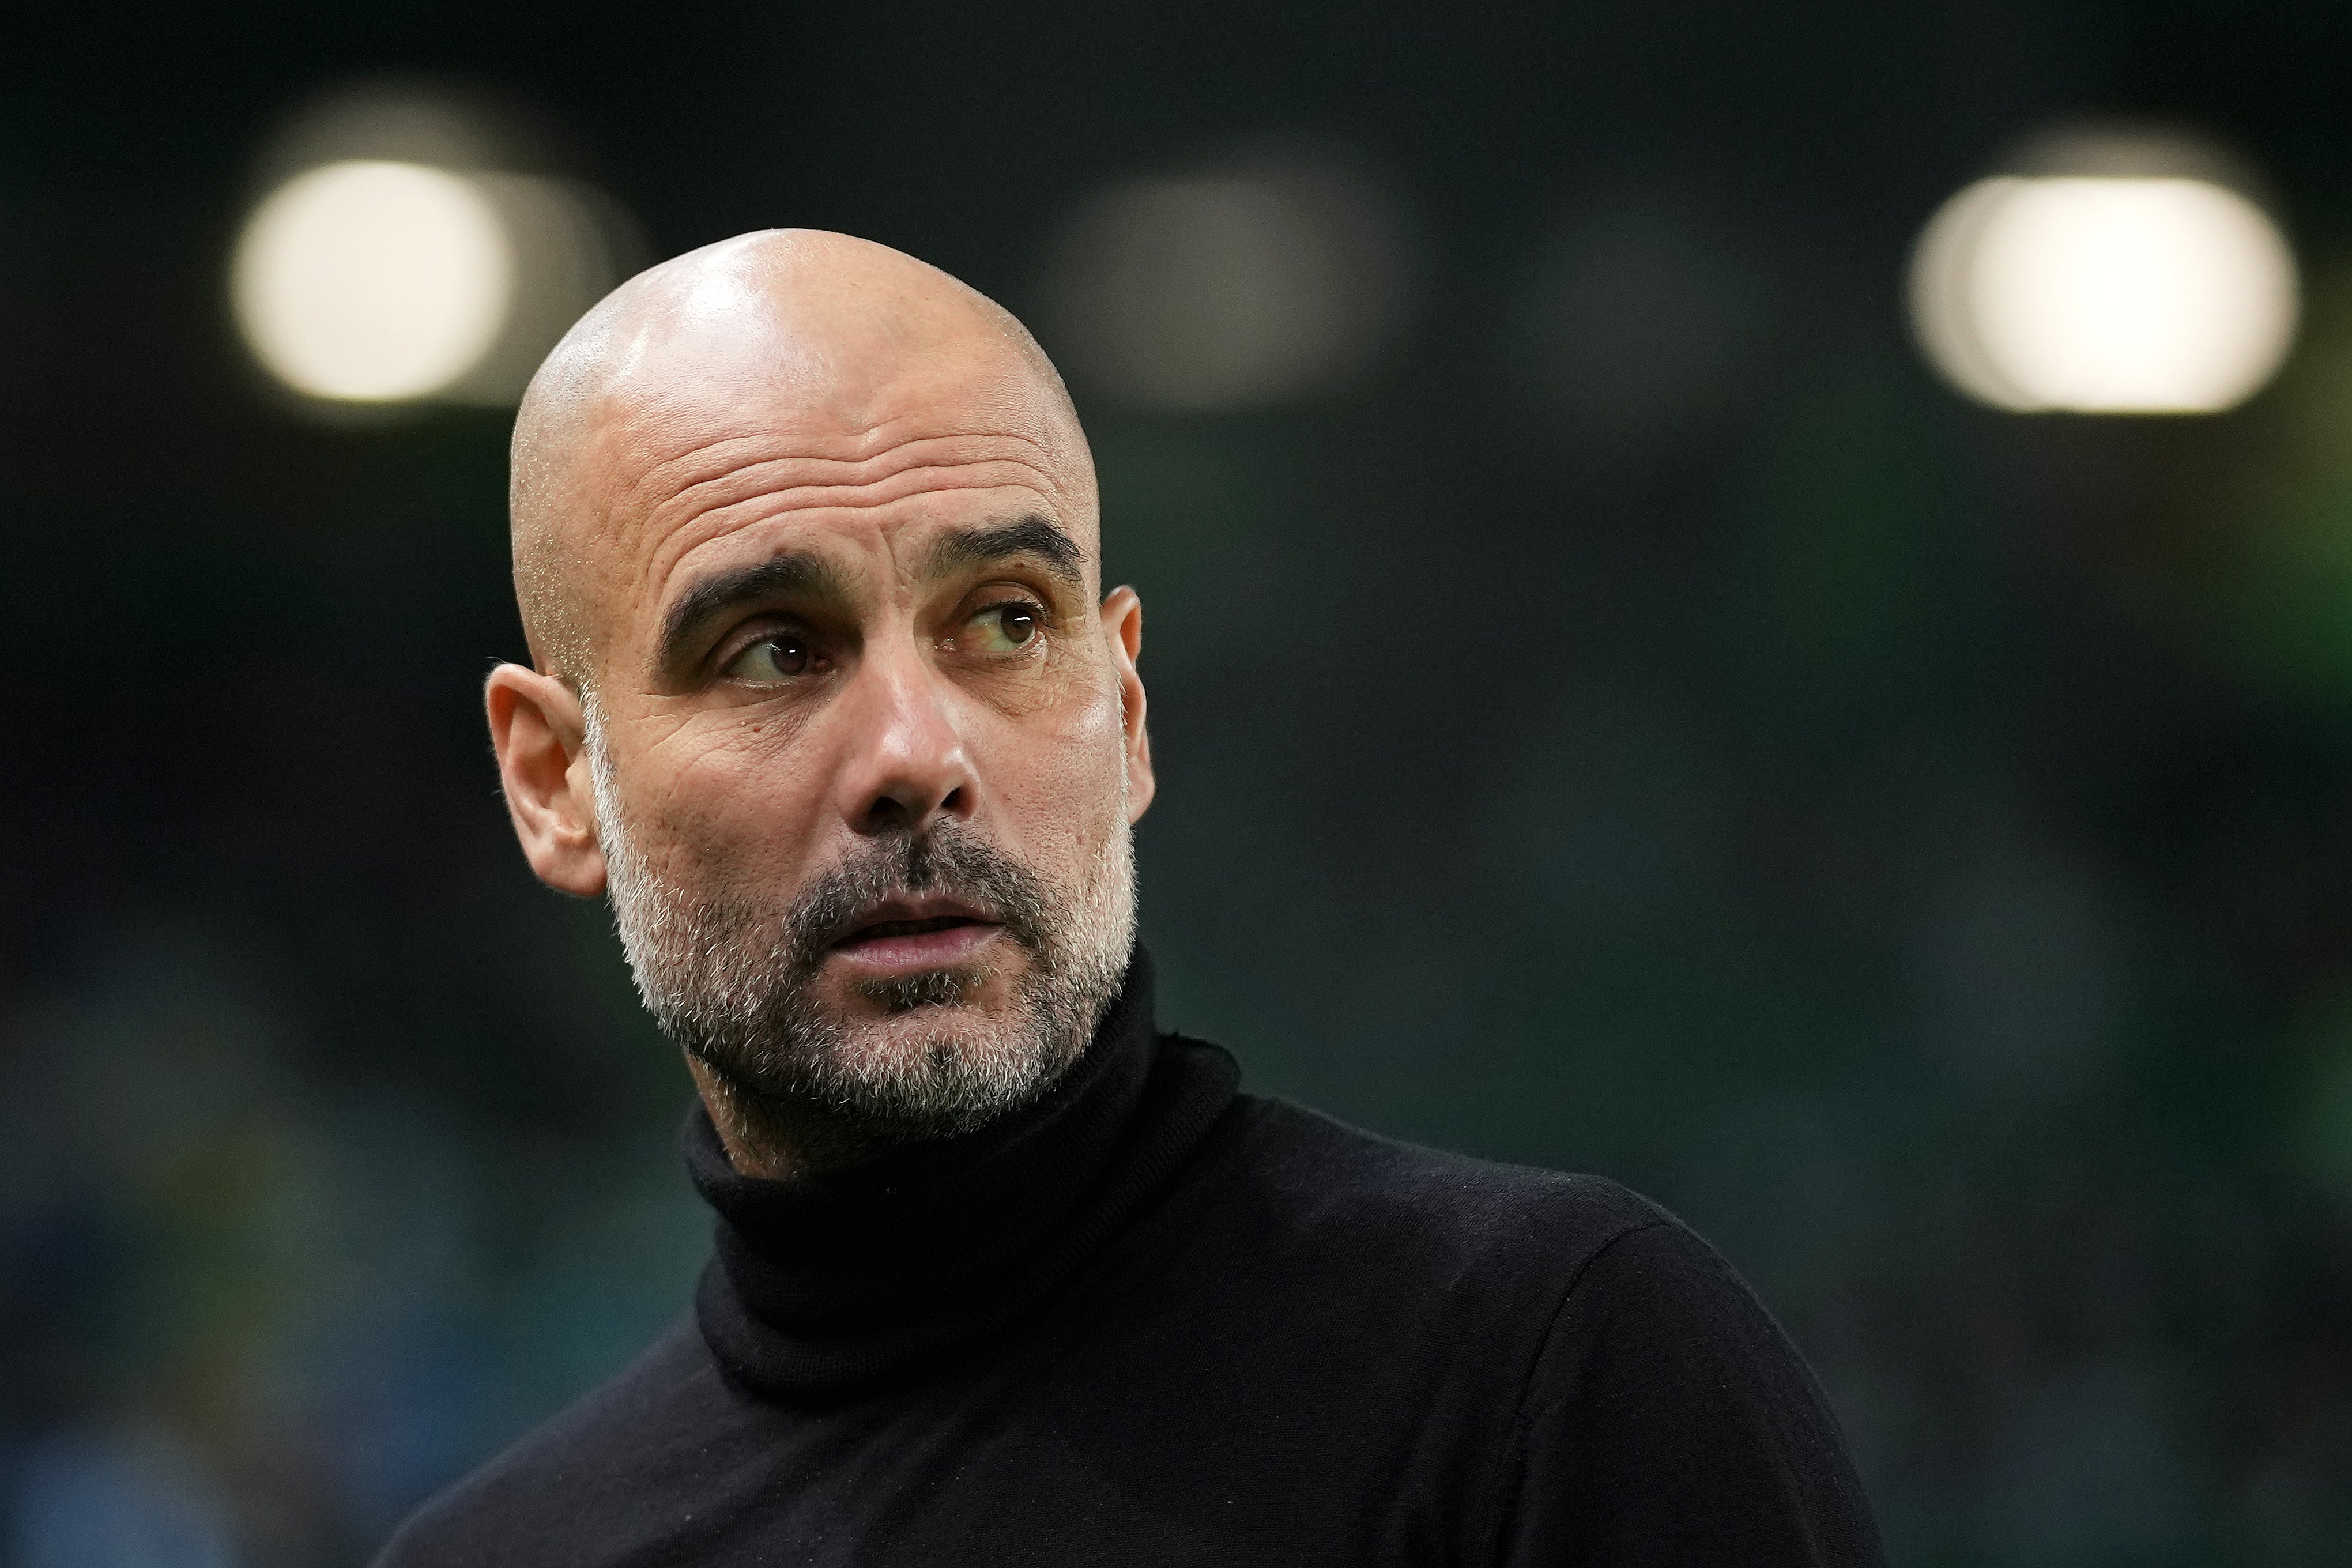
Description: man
378,230,1884,1566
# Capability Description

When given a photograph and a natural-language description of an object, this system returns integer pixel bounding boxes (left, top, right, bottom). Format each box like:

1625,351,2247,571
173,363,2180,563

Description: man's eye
967,602,1042,655
723,635,814,683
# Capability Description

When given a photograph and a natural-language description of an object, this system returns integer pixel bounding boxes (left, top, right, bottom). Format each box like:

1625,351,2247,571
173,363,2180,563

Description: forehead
575,336,1096,650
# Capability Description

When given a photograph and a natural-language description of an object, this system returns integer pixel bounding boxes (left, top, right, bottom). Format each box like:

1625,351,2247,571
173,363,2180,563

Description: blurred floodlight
1910,137,2298,414
1042,150,1411,412
233,160,512,402
233,84,640,409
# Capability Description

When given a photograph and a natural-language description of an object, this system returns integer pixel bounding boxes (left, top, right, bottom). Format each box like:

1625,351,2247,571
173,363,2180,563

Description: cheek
640,721,830,880
978,687,1130,846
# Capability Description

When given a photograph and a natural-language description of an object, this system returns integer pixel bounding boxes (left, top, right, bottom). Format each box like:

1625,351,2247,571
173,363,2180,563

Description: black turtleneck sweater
376,953,1883,1566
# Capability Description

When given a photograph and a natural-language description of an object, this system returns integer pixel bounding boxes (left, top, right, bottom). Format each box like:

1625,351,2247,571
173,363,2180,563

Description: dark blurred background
6,3,2352,1563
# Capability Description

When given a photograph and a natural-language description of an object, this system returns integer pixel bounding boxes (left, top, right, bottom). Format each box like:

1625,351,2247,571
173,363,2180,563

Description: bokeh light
231,85,639,408
232,160,514,403
1039,149,1411,413
1910,138,2299,414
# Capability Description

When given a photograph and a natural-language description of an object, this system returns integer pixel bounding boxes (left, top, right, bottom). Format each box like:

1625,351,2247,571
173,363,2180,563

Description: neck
679,946,1244,1400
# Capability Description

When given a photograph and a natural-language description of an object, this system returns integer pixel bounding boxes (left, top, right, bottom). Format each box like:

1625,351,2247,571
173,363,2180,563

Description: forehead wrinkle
609,422,1087,627
599,344,1074,472
649,457,1077,543
628,477,1087,643
630,429,1076,533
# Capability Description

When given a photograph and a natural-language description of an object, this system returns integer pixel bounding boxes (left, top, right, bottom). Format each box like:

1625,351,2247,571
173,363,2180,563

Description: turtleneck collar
684,948,1240,1401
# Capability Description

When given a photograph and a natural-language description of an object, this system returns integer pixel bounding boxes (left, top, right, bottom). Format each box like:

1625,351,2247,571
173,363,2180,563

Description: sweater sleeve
1492,1220,1886,1568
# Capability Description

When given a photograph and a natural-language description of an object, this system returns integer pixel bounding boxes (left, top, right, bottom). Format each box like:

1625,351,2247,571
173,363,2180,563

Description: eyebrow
650,516,1086,681
654,552,849,677
919,515,1085,589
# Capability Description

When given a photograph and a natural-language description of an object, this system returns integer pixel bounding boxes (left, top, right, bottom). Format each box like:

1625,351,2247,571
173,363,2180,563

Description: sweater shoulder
370,1317,723,1567
1223,1092,1682,1288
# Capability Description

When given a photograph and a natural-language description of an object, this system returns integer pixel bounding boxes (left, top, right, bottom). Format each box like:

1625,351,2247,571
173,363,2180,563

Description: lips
840,913,983,945
827,896,1002,962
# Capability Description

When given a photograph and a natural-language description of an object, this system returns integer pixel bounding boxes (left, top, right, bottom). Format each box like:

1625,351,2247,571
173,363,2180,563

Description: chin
821,964,1011,1038
812,986,1068,1129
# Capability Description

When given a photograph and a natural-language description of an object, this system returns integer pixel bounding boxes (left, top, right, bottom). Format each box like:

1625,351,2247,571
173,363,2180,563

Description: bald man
375,232,1884,1567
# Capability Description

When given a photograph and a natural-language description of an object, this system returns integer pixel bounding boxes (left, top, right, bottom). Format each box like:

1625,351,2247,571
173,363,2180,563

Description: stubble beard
584,703,1137,1167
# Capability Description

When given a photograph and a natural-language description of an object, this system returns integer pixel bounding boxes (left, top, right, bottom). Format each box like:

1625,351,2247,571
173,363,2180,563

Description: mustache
780,826,1054,975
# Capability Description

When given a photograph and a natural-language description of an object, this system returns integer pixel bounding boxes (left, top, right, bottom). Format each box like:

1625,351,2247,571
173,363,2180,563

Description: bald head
511,230,1096,681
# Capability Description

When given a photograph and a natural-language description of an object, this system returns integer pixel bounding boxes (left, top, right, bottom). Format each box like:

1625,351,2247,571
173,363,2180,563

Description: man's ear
485,664,608,896
1100,586,1155,824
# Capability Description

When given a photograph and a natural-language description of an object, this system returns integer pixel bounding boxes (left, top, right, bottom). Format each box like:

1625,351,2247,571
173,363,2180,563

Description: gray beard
585,703,1136,1162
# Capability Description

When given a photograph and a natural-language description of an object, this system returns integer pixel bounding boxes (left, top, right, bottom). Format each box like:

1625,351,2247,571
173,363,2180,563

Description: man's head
485,231,1153,1175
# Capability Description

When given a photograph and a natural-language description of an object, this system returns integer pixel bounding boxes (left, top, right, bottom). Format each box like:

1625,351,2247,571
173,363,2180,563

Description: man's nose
831,638,977,836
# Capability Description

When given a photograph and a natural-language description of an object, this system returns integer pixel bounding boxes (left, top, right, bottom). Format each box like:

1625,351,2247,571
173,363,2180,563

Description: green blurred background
6,2,2352,1563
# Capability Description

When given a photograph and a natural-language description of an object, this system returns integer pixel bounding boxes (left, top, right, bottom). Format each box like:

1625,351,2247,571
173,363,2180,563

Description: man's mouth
827,899,1002,972
842,914,984,944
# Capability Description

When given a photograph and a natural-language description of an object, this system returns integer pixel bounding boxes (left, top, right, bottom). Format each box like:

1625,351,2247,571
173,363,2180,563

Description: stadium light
1909,138,2298,414
232,160,514,404
232,84,640,410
